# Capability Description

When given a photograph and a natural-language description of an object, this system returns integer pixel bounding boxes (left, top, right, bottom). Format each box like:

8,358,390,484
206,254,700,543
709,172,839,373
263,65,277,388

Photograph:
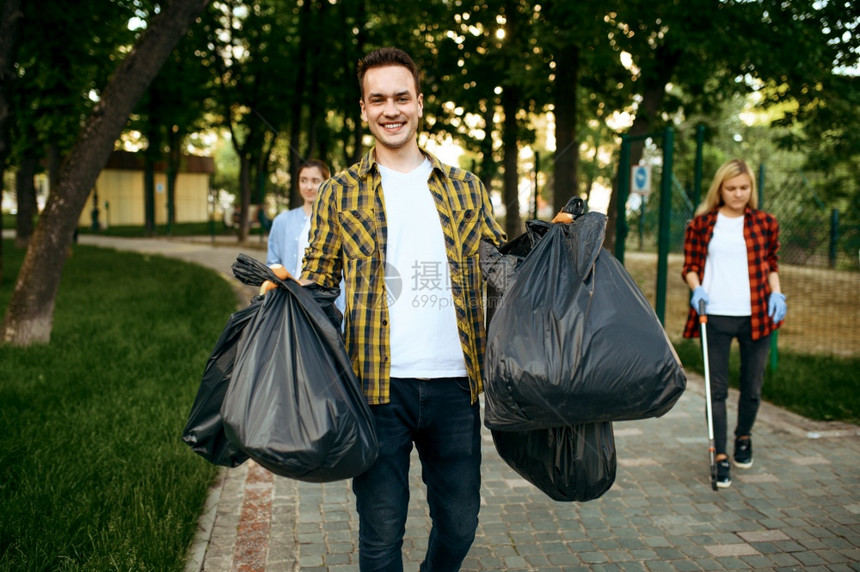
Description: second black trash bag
181,298,258,468
482,211,686,430
491,423,616,502
221,255,378,482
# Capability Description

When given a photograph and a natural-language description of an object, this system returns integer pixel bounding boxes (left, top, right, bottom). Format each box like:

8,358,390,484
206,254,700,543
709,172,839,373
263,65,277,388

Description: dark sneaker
716,459,732,488
734,437,753,469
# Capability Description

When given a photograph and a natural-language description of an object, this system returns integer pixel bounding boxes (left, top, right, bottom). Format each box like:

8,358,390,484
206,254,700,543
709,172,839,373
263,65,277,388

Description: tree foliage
2,0,210,345
2,0,857,345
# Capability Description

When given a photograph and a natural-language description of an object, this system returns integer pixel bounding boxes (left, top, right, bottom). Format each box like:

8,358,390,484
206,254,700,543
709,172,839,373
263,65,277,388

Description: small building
78,150,215,228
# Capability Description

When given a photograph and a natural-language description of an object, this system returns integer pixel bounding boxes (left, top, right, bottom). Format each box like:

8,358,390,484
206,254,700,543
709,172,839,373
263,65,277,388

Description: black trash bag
220,254,378,482
182,256,346,468
483,219,554,326
181,298,259,468
481,210,686,430
491,422,616,502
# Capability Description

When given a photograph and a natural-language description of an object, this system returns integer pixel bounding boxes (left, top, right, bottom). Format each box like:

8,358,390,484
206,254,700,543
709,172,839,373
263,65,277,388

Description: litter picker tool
699,300,718,491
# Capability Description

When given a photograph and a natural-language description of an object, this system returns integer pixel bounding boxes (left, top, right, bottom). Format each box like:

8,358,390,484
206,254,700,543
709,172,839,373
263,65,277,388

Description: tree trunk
553,44,580,213
15,142,37,249
0,0,19,284
305,0,330,164
144,154,156,236
167,129,182,232
288,0,312,208
318,132,330,170
345,0,365,166
288,123,303,208
0,0,19,165
584,171,595,204
306,44,321,161
0,0,21,284
478,100,497,187
46,143,60,196
255,147,271,228
604,46,677,254
501,86,521,238
2,0,211,346
605,84,661,249
237,154,252,241
144,119,162,236
603,99,667,254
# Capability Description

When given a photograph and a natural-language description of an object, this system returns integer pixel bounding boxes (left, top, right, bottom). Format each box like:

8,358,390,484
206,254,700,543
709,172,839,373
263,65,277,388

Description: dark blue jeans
352,377,482,572
705,316,771,456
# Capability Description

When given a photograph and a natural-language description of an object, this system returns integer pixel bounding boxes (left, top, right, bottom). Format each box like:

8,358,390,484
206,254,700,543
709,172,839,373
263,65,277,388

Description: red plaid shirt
682,207,781,340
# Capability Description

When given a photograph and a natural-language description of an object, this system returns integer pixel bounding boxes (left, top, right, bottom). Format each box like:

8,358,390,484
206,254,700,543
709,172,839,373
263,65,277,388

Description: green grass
673,338,860,425
0,240,238,570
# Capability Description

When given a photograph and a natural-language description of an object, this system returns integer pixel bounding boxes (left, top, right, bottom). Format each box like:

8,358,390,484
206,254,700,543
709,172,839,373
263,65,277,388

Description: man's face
360,65,423,152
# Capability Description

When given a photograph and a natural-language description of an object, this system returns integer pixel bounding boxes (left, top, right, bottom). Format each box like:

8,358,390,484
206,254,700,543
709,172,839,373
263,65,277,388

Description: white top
266,207,308,270
295,217,311,278
703,212,751,316
379,159,467,378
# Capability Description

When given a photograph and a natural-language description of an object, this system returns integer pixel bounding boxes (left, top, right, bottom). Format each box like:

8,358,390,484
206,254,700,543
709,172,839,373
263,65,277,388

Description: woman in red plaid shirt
682,158,786,489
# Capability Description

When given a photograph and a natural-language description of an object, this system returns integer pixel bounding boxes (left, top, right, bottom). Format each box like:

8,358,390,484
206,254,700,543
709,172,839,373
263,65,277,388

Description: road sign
632,164,652,195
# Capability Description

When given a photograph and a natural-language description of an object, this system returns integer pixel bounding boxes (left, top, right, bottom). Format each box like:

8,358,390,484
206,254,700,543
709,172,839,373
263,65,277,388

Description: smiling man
299,47,506,571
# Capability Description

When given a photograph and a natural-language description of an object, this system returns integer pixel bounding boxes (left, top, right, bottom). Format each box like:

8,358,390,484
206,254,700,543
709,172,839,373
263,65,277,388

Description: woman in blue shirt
267,159,331,274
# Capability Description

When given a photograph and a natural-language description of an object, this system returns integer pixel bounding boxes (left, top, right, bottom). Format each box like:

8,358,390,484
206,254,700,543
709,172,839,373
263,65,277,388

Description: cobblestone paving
69,234,858,571
192,381,859,571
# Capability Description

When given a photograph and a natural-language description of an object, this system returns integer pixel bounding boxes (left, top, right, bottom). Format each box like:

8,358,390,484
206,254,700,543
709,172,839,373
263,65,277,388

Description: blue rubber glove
768,292,787,323
690,286,708,313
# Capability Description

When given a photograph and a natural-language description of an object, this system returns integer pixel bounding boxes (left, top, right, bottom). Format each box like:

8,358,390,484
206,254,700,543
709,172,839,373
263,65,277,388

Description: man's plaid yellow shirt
301,148,506,405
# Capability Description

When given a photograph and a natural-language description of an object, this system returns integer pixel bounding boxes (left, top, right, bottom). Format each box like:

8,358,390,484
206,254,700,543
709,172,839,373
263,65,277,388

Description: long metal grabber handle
699,299,718,491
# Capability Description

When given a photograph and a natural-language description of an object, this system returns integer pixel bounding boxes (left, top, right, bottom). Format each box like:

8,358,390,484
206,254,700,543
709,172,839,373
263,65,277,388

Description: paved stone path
77,234,860,571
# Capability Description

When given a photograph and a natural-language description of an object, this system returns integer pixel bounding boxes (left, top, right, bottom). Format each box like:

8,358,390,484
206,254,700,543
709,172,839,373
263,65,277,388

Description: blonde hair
695,158,757,216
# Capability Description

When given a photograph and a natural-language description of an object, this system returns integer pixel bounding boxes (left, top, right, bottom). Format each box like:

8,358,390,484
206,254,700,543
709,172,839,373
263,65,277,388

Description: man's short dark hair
357,47,422,98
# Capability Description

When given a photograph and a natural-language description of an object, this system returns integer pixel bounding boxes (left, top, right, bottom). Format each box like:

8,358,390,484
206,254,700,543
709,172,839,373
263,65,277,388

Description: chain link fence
619,161,859,358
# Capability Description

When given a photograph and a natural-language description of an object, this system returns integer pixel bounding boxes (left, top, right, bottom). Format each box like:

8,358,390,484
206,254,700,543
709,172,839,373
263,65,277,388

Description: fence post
655,126,674,325
829,209,839,268
533,151,540,220
616,136,631,263
761,162,779,371
693,125,705,207
769,332,779,371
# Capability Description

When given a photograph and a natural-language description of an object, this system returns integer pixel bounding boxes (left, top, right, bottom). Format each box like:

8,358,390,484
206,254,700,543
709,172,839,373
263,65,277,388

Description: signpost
631,164,651,195
616,127,674,324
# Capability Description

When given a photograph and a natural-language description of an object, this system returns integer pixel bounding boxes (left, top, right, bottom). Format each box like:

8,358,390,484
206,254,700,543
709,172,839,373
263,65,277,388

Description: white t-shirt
379,160,467,378
703,212,751,316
